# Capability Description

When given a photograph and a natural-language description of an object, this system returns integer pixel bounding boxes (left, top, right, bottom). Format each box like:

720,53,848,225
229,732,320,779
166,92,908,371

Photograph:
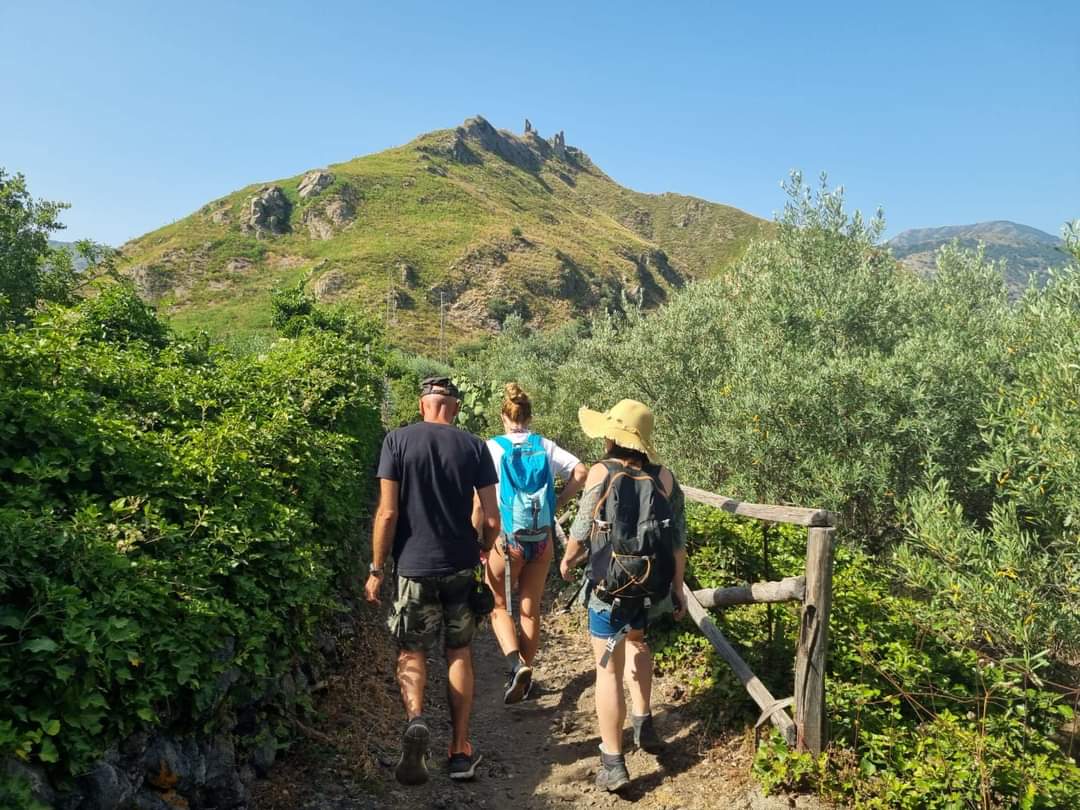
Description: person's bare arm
661,467,688,621
559,462,607,580
364,478,399,604
671,547,688,621
559,536,588,580
476,483,501,552
555,461,588,512
471,492,483,537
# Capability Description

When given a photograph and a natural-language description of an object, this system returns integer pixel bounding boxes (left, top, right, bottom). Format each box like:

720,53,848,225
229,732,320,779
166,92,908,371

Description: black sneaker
503,664,533,704
394,716,430,785
522,677,538,701
595,750,630,792
632,713,664,754
448,745,483,781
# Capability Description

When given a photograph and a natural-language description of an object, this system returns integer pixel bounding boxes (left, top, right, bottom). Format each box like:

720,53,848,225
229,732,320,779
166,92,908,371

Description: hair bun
501,383,533,423
504,382,530,404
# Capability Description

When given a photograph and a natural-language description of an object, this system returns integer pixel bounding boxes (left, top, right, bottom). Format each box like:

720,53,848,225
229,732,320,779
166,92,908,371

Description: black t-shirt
376,421,498,577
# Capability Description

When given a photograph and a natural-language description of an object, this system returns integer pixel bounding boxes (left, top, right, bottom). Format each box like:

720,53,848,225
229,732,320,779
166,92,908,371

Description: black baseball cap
420,375,460,398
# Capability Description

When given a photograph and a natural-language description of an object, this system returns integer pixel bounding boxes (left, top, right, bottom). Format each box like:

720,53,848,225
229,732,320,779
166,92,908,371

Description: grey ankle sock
632,713,652,728
506,651,521,674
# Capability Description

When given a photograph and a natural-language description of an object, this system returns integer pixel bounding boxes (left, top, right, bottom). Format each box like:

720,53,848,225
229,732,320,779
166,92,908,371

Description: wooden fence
680,486,836,756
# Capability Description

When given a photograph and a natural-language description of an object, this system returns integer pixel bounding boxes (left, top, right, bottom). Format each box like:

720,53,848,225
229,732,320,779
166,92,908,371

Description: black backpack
588,460,676,606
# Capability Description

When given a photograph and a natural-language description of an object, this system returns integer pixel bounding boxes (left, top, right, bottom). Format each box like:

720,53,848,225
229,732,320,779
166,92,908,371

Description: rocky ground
253,588,827,810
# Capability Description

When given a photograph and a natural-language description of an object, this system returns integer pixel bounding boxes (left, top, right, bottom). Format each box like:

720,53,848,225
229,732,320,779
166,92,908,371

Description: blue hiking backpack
492,434,556,544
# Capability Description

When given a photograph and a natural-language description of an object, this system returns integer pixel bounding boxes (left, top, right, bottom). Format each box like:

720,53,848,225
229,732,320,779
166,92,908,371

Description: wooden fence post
794,526,835,756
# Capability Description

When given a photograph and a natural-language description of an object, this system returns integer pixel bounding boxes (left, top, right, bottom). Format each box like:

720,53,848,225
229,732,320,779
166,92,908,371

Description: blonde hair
501,382,532,425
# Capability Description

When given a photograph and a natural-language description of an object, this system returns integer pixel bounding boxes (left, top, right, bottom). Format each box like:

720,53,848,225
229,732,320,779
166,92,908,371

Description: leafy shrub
269,276,381,344
662,506,1080,808
897,255,1080,668
0,286,385,779
486,296,531,326
76,281,172,347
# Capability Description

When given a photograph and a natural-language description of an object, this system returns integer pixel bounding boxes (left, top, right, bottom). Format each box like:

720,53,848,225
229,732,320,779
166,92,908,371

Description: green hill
120,116,766,351
888,220,1067,296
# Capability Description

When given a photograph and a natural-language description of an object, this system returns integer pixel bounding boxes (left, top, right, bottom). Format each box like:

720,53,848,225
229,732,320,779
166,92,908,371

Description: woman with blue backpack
480,383,587,704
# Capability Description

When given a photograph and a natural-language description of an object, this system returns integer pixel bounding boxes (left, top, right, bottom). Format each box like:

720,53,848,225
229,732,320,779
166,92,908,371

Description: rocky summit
120,116,766,350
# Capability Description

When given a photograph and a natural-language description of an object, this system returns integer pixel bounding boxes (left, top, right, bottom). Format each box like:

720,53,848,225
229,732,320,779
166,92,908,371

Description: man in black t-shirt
364,376,500,785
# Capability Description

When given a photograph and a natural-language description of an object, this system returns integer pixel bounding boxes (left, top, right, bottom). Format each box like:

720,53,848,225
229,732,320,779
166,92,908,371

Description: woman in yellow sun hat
559,399,688,793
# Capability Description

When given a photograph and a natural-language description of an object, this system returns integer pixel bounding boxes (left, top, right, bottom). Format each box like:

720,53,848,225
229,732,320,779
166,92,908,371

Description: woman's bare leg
591,634,626,753
623,628,652,717
517,541,553,666
485,543,522,659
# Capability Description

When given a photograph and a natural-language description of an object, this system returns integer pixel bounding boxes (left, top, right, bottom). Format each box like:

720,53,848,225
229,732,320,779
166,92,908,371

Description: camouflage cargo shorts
387,568,477,652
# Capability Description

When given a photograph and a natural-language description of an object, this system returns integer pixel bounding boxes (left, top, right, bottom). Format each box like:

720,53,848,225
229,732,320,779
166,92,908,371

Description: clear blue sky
3,0,1077,246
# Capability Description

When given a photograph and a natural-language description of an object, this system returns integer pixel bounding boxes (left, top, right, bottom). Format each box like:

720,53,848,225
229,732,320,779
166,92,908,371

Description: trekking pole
556,569,589,614
502,537,515,623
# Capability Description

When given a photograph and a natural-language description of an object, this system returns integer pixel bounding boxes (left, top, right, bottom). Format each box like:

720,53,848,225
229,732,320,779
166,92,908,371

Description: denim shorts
587,595,648,639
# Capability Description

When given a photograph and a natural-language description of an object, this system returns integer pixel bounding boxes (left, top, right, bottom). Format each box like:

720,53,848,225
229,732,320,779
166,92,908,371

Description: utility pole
385,264,393,327
439,291,446,361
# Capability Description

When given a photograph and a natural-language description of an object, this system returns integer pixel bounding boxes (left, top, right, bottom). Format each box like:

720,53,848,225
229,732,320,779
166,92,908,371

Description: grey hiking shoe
394,716,430,785
448,744,483,781
595,749,630,792
632,713,664,754
504,663,533,704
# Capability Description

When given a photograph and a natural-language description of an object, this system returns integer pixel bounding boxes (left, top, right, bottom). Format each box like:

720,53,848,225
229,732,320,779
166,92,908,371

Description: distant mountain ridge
48,240,94,272
119,116,767,350
888,221,1067,294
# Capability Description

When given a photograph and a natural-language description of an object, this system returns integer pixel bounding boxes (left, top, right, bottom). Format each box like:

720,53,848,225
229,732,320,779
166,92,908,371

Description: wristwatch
369,562,384,577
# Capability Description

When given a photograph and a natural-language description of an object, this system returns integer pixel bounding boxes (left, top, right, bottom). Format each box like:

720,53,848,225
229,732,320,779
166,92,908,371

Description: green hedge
0,286,384,779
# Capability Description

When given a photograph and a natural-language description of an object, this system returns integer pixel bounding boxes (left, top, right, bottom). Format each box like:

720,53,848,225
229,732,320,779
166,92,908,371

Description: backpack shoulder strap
643,463,673,498
591,459,631,521
491,435,514,452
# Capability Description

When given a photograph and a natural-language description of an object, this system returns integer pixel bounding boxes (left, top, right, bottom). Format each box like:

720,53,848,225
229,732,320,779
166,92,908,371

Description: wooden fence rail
682,486,836,528
681,487,836,756
693,576,805,608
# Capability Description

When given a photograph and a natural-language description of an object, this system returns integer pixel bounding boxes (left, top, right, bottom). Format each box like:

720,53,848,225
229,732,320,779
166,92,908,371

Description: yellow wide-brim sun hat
577,399,660,464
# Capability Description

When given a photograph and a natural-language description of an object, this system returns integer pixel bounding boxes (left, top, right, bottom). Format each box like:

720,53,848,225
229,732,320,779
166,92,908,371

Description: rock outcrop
298,170,334,199
550,130,567,160
302,192,356,240
128,265,176,302
416,116,578,175
459,116,544,172
398,261,419,287
622,208,654,239
390,288,415,310
675,199,708,229
313,269,349,300
614,246,685,306
243,186,291,236
224,257,254,273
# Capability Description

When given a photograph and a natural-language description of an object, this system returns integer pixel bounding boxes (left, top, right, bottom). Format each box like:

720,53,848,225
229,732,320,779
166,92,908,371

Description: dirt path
254,591,816,810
